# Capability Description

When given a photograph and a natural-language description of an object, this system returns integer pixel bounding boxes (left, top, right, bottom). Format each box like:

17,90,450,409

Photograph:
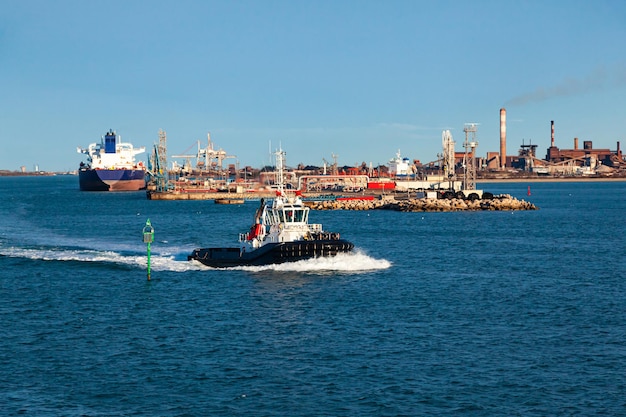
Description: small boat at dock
214,198,245,204
188,149,354,267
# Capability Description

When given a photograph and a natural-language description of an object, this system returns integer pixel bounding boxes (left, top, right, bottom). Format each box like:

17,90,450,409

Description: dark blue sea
1,176,625,416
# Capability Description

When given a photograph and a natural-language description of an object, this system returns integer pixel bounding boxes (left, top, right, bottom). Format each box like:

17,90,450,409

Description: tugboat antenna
275,148,286,196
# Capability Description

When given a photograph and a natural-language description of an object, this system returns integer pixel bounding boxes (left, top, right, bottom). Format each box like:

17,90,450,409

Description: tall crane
199,133,236,176
147,129,170,191
322,158,329,175
462,123,479,191
442,129,456,189
171,140,200,173
171,133,236,176
331,153,339,175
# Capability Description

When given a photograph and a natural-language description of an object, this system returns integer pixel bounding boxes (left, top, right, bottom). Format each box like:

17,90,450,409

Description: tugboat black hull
188,239,354,268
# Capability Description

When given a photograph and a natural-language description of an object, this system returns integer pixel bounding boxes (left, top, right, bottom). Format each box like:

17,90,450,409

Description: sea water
1,176,625,416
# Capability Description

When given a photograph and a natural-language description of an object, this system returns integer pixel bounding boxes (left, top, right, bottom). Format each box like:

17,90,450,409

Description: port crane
171,141,200,174
198,133,237,174
171,133,236,176
462,123,479,192
147,129,172,191
442,129,456,189
428,124,484,200
331,153,339,175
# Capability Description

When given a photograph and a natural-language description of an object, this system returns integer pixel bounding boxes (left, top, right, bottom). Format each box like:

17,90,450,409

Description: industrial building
487,109,624,176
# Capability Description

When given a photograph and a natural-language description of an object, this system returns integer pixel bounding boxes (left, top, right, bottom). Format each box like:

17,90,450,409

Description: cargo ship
77,129,146,191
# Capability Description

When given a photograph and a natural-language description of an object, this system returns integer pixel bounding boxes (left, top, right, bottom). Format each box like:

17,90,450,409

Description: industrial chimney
551,120,555,147
500,108,506,169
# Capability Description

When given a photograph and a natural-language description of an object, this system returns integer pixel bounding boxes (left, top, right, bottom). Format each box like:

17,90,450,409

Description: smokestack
500,108,506,169
574,137,578,150
551,120,555,147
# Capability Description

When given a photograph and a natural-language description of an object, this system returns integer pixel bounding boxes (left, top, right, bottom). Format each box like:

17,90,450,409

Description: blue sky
1,0,625,172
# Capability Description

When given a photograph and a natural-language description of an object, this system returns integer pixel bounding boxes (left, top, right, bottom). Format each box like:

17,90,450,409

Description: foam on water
0,244,204,272
228,249,391,272
0,243,387,274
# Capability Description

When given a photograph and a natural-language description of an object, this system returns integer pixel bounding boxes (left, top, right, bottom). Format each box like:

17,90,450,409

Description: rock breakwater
307,194,538,212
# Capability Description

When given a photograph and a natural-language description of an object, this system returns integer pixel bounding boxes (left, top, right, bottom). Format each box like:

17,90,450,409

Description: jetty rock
308,194,538,212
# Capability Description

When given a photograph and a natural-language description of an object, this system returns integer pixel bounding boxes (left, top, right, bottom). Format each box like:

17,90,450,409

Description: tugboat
188,149,354,268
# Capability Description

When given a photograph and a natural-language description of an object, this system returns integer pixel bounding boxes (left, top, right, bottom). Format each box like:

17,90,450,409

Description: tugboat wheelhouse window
293,209,305,223
280,208,306,223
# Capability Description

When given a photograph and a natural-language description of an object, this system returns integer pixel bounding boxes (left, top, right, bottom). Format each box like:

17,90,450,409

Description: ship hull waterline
188,239,354,268
79,169,146,191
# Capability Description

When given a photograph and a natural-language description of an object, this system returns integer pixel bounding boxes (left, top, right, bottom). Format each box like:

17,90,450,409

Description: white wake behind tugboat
188,149,354,268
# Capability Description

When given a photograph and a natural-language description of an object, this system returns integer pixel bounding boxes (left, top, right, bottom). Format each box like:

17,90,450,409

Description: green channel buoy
142,219,154,280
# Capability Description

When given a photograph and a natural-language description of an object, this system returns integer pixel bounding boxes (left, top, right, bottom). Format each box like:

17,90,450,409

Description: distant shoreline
2,170,626,184
0,171,70,177
477,177,626,183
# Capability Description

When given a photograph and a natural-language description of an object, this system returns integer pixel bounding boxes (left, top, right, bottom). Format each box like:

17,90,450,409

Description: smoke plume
505,65,626,106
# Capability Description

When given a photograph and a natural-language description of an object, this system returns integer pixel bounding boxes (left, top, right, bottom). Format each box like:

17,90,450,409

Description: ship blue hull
188,239,354,268
79,168,146,191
